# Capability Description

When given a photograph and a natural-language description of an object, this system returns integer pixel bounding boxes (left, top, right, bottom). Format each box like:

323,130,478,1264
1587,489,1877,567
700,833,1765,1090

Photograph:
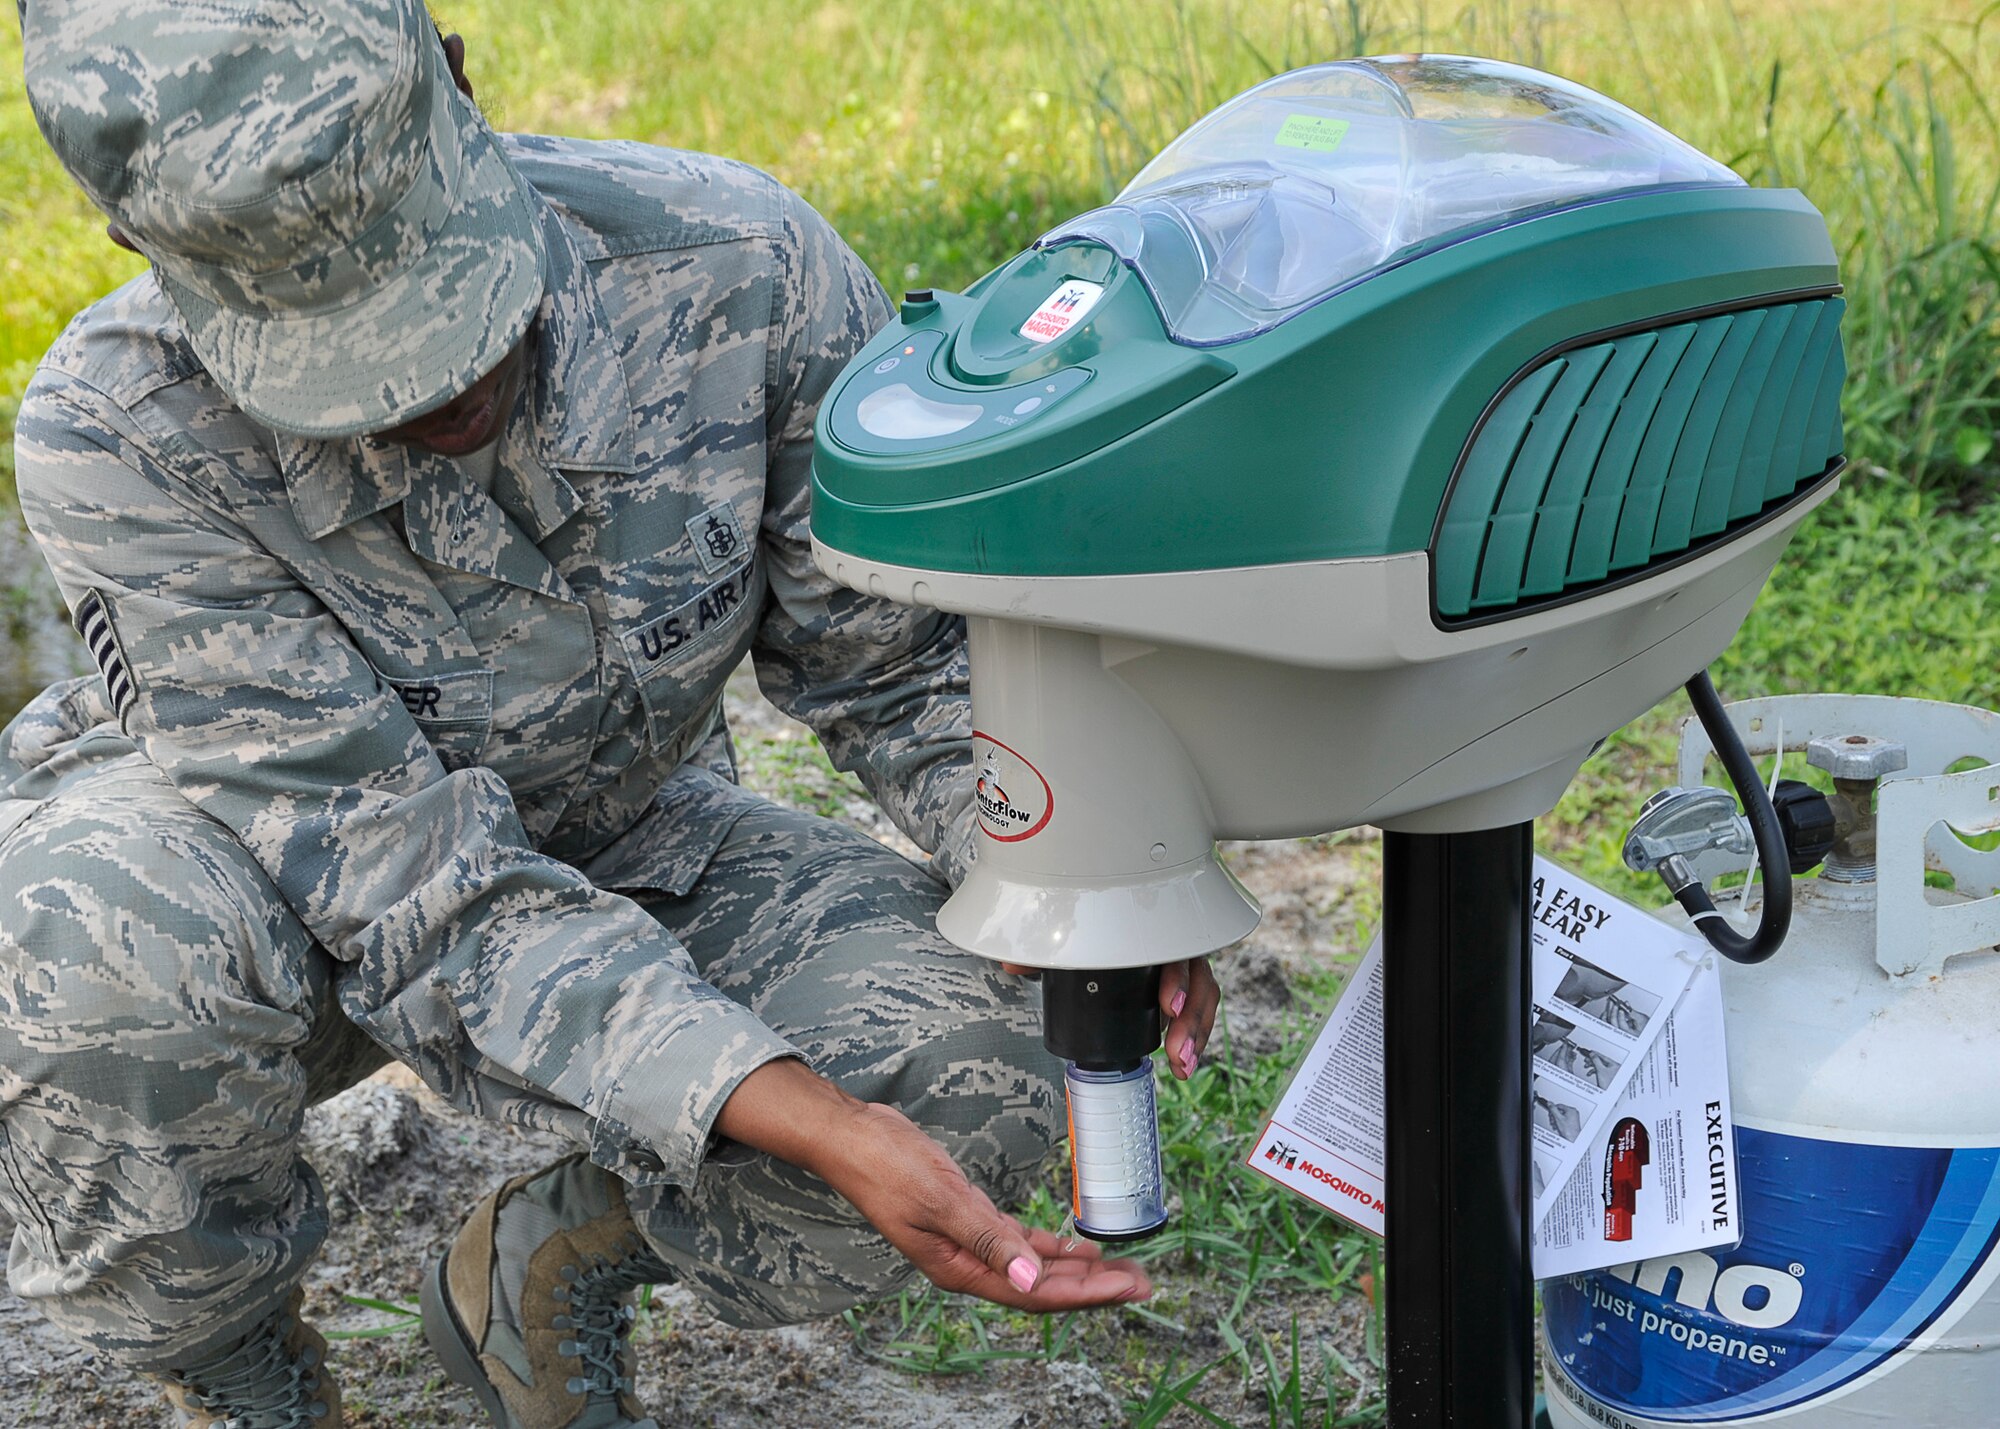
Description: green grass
832,961,1392,1425
5,2,1999,1424
732,720,873,822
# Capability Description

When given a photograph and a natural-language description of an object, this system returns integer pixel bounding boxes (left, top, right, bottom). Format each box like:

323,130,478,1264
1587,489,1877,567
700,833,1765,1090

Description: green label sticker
1275,114,1350,153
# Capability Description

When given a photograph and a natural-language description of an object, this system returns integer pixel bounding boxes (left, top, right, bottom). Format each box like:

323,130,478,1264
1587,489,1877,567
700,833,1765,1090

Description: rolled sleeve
594,1002,801,1185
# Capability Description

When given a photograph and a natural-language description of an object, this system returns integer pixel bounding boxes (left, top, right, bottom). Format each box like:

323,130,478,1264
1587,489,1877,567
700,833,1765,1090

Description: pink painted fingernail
1170,989,1187,1018
1008,1257,1039,1293
1179,1044,1197,1077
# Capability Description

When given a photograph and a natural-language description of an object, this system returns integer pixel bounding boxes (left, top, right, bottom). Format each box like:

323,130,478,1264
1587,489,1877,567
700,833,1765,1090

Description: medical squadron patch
685,503,747,576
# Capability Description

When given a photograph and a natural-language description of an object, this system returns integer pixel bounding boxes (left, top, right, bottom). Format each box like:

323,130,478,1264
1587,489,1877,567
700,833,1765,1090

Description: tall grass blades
1832,46,2000,498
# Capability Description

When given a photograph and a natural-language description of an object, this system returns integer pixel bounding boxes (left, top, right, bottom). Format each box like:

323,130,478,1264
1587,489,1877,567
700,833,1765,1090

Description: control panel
825,328,1093,457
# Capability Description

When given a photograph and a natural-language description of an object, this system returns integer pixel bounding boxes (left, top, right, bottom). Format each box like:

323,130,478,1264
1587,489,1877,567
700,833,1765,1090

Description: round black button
627,1146,666,1174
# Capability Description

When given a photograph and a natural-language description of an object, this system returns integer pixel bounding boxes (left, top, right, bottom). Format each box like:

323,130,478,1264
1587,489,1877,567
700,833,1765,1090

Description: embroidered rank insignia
684,503,748,576
75,590,137,720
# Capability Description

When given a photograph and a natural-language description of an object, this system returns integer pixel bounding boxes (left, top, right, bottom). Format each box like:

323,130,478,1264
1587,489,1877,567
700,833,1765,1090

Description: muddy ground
0,661,1385,1428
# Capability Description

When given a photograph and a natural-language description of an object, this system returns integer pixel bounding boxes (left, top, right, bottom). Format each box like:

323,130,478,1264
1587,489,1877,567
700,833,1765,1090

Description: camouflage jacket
11,138,976,1190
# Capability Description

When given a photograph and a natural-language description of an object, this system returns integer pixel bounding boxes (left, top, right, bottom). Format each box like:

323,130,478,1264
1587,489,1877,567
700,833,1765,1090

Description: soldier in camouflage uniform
0,2,1226,1426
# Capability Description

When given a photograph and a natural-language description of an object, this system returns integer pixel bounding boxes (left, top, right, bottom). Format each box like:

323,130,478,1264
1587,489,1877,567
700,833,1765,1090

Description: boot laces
554,1252,642,1399
177,1307,328,1428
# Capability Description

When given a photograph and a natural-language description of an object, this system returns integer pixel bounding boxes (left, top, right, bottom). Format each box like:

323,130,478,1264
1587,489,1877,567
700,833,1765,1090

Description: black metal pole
1382,824,1535,1428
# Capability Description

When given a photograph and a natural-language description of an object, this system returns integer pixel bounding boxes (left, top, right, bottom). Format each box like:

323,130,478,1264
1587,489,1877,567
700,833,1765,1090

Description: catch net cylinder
1044,969,1169,1242
1064,1065,1168,1240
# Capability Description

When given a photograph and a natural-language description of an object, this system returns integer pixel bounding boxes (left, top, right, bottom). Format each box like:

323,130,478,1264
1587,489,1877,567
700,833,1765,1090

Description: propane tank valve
1806,732,1908,882
1626,778,1842,890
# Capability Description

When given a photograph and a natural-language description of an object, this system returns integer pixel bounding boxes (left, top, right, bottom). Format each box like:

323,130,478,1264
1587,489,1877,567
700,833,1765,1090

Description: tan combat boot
422,1154,667,1429
154,1287,341,1427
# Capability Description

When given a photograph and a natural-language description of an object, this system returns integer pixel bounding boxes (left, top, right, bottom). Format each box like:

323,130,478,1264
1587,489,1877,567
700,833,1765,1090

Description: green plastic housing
811,187,1842,606
1435,296,1844,620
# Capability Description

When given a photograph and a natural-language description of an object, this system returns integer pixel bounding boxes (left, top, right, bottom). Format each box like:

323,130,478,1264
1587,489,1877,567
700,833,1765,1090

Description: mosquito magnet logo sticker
1018,279,1106,344
972,732,1054,841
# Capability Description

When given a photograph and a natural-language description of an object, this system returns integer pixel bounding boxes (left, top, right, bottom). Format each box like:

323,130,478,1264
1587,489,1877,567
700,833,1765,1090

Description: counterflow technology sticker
970,732,1054,842
1275,114,1350,152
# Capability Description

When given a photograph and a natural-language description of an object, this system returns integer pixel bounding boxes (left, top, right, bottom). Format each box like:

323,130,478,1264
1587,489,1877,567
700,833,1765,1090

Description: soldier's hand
823,1100,1154,1312
1156,957,1219,1080
716,1059,1152,1312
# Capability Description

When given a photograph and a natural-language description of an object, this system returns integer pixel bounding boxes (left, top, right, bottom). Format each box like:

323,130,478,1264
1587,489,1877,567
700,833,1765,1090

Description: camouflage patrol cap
21,0,546,438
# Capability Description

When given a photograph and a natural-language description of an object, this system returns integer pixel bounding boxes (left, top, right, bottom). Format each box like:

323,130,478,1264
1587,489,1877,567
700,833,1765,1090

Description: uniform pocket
617,560,761,752
379,668,495,772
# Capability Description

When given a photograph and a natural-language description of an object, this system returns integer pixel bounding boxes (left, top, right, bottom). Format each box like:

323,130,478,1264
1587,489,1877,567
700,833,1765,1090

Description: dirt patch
0,664,1383,1428
1211,834,1380,1063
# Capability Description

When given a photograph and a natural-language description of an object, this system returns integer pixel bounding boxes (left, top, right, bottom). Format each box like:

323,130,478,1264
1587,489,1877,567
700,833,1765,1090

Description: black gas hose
1674,671,1793,964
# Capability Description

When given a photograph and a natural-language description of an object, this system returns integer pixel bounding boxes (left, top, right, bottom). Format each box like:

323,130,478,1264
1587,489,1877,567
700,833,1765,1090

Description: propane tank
1542,694,2000,1428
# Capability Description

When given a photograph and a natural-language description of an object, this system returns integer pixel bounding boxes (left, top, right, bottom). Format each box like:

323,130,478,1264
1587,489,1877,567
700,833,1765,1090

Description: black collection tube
1041,966,1163,1069
1677,671,1793,964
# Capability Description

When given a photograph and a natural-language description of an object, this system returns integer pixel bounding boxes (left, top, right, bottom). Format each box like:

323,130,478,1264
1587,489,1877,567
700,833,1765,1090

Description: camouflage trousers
0,704,1060,1369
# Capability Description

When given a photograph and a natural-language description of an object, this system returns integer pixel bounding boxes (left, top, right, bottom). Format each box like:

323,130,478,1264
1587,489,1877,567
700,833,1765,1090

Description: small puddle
0,512,89,725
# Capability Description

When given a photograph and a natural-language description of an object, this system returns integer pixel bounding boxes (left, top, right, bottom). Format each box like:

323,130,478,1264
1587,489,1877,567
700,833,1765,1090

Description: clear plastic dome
1037,56,1743,346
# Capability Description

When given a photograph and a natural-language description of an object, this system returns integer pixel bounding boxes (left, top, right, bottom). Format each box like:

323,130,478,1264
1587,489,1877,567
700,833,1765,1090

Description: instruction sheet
1531,956,1741,1276
1246,933,1391,1234
1245,856,1716,1268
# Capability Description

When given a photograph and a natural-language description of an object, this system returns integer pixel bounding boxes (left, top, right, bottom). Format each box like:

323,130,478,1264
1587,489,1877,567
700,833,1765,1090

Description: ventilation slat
1433,297,1846,623
1522,334,1656,598
1802,325,1848,473
1731,300,1823,521
1567,323,1698,586
1433,363,1565,619
1697,304,1798,536
1611,316,1732,573
1653,307,1768,555
1768,300,1845,503
1696,306,1808,536
1473,345,1613,609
